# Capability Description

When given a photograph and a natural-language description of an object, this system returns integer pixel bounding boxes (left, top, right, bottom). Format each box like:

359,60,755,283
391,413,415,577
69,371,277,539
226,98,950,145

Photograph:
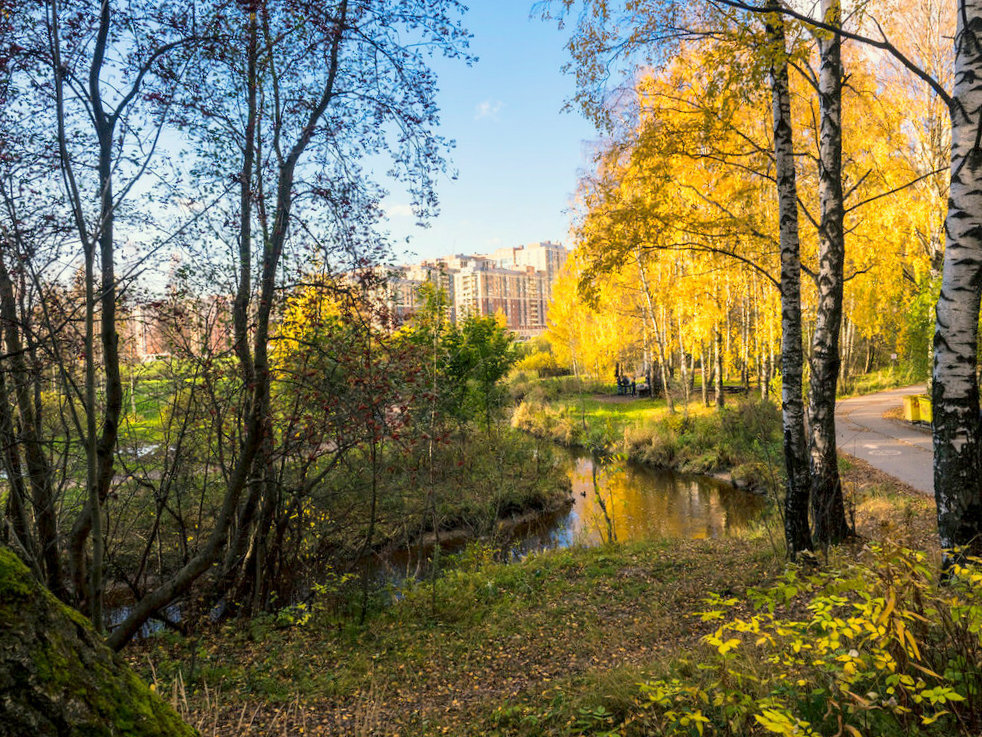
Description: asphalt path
835,384,933,496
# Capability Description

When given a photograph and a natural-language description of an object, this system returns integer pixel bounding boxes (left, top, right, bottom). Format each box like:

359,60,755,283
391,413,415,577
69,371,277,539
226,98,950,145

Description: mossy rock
0,547,195,737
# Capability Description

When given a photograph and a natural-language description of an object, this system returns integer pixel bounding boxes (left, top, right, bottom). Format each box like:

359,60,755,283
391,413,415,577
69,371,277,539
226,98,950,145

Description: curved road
835,384,933,496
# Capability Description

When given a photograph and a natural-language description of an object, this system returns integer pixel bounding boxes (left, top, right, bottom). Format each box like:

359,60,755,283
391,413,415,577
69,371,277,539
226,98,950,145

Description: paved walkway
835,384,933,495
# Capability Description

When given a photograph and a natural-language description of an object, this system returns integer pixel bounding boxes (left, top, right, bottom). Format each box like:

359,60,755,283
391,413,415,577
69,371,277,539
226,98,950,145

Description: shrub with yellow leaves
630,544,982,736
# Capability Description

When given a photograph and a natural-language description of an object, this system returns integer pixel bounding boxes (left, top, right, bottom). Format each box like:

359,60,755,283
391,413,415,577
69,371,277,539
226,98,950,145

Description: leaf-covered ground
136,456,936,736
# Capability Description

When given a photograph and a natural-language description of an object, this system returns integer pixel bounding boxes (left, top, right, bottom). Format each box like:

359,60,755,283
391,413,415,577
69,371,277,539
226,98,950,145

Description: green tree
444,316,518,431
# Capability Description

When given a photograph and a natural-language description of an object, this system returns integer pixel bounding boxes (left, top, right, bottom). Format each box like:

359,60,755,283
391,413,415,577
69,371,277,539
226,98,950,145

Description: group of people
615,375,637,396
614,363,651,397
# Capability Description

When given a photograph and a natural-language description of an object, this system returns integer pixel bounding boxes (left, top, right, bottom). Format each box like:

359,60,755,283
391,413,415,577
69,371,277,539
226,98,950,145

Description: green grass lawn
549,396,675,437
836,362,924,398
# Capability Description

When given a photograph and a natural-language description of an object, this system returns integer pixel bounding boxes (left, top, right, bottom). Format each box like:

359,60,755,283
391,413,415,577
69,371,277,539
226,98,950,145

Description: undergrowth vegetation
569,543,982,736
138,463,945,736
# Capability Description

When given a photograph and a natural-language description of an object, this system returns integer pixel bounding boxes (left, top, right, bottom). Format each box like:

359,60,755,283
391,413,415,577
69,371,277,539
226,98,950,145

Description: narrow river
373,449,766,582
112,450,766,634
518,449,765,549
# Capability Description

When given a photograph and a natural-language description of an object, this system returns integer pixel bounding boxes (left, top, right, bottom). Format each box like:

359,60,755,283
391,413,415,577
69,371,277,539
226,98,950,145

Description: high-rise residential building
382,241,567,338
490,241,566,298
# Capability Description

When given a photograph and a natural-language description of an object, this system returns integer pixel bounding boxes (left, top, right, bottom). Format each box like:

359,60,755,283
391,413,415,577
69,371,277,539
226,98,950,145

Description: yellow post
917,395,933,423
902,395,920,422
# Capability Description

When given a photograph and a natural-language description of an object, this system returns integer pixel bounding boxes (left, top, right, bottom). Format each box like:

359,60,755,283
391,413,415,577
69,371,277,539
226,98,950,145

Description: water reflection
552,450,765,546
375,450,767,579
114,451,767,634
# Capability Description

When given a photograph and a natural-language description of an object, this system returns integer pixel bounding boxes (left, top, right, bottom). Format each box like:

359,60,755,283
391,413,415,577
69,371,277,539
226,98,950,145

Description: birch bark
714,325,725,409
932,2,982,561
766,3,812,557
636,249,674,412
808,0,851,545
700,344,709,406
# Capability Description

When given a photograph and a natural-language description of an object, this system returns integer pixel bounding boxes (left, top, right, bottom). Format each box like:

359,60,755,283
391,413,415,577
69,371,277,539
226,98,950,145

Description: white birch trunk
636,250,674,412
766,2,812,556
808,0,851,545
932,1,982,559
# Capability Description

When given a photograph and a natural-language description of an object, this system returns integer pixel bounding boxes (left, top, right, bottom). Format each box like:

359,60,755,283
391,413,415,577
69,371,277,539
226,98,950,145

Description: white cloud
385,203,415,218
474,100,504,121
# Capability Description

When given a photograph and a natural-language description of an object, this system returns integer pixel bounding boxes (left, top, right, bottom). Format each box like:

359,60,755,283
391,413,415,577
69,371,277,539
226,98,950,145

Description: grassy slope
512,395,782,486
138,457,935,736
836,363,924,398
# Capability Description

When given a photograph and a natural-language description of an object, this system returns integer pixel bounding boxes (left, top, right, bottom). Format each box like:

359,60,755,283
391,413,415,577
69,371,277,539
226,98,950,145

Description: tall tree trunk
700,343,709,407
839,314,856,392
714,325,725,409
652,312,673,411
808,0,851,546
107,0,352,650
0,251,63,594
53,0,120,626
636,250,674,412
68,0,129,631
677,313,690,411
217,7,262,607
932,3,982,564
767,317,776,401
759,294,772,400
740,297,750,389
0,354,36,568
766,3,812,557
91,38,122,633
49,0,95,606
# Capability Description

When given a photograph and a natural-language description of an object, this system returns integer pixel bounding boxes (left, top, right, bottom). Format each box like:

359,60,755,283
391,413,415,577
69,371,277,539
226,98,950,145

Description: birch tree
807,0,851,545
932,4,982,562
764,3,811,556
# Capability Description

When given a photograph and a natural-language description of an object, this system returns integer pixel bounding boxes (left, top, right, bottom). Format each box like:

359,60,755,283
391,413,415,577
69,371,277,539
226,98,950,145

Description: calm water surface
507,449,765,553
374,449,766,582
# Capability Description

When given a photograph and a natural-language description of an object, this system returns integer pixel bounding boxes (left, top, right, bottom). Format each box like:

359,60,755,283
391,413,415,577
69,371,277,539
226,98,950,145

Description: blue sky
382,2,599,263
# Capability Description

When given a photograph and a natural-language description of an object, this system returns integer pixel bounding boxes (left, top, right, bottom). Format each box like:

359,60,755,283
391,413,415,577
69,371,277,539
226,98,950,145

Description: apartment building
124,296,234,361
385,241,567,338
490,241,566,298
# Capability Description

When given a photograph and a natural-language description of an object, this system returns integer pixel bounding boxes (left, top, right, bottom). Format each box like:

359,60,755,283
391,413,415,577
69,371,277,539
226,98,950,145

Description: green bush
511,400,589,447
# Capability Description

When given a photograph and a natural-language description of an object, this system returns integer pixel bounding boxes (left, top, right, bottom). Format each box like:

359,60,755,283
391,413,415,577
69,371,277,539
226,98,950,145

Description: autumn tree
711,0,982,565
763,2,811,556
549,0,956,556
0,0,201,632
106,0,469,649
0,0,470,648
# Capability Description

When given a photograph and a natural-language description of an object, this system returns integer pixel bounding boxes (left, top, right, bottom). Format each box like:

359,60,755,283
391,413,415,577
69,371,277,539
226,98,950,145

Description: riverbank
135,457,937,736
103,425,572,631
511,395,781,492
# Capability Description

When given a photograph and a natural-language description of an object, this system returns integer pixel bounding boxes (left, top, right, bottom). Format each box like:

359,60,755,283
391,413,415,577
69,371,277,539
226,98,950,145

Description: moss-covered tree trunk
0,547,194,737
